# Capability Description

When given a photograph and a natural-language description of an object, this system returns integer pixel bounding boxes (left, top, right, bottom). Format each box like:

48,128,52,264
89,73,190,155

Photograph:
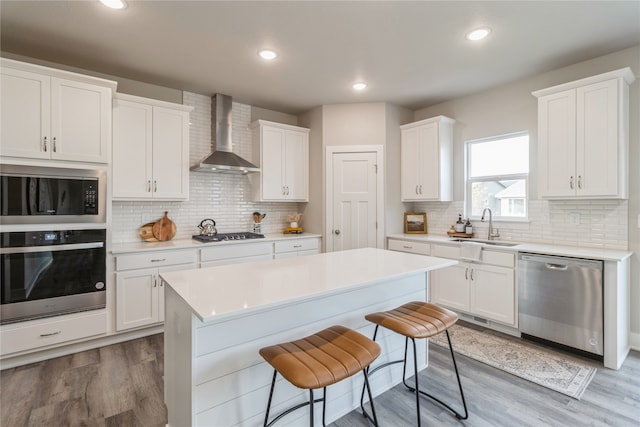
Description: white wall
322,103,387,146
413,45,640,342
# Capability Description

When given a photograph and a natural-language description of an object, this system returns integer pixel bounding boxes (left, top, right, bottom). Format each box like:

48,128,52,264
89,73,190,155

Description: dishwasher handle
545,263,569,271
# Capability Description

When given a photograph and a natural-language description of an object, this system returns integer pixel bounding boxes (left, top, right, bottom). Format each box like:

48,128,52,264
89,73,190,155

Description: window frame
464,131,530,222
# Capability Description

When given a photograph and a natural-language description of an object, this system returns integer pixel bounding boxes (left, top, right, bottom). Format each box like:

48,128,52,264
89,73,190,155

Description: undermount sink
450,238,520,247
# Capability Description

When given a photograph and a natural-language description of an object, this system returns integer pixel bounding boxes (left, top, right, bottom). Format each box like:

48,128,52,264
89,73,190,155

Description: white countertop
111,233,322,255
386,233,632,262
160,247,457,323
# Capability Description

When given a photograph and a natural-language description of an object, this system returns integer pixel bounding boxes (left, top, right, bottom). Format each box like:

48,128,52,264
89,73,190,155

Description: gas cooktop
192,232,265,243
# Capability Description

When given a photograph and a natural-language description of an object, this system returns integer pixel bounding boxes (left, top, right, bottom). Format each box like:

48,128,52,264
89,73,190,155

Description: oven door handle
0,242,104,254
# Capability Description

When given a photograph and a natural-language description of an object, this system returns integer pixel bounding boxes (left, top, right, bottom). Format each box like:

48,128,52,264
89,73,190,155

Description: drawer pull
40,331,61,337
293,245,302,248
150,258,166,262
402,245,413,249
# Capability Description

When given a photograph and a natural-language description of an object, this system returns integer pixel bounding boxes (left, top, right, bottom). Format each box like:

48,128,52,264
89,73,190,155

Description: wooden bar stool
259,325,381,427
362,301,468,426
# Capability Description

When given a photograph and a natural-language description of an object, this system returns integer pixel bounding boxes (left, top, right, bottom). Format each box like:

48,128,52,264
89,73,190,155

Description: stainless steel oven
0,229,106,324
0,164,106,224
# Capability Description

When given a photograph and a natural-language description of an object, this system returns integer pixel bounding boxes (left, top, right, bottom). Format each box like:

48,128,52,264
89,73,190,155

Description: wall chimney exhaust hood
191,94,260,174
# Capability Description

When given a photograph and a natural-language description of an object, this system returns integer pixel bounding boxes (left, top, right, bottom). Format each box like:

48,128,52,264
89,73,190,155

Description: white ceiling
1,1,639,114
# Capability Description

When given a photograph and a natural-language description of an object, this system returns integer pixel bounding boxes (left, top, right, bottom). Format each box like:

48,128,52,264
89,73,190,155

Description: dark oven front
0,229,106,324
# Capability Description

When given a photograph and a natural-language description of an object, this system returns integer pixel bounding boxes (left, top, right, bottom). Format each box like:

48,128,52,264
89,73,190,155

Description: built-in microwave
0,164,106,224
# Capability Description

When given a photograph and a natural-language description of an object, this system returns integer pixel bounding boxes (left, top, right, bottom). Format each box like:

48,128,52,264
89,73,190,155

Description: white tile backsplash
111,92,302,244
414,199,629,250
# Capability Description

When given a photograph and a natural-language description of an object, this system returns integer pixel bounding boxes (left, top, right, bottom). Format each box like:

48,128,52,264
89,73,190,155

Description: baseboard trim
630,331,640,351
0,325,164,370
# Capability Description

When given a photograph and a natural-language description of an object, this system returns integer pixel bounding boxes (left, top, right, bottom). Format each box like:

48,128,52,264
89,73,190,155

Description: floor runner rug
430,324,597,399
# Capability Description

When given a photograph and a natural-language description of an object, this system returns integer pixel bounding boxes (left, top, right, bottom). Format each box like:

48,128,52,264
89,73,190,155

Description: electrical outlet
569,212,580,226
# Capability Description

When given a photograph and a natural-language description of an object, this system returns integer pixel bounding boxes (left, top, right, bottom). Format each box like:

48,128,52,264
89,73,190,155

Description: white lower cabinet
387,238,517,327
0,310,107,356
115,250,197,331
273,237,320,259
431,261,515,325
430,244,516,326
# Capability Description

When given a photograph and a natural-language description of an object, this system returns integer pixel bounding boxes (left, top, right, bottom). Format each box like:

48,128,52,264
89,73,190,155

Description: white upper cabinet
400,116,454,201
1,58,115,163
534,68,635,199
112,93,192,201
250,120,309,202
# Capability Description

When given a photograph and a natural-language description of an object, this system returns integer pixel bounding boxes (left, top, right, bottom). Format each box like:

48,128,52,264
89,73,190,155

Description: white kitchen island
160,247,456,427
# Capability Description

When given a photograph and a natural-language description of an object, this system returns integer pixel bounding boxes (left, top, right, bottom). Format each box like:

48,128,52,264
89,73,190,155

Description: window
466,132,529,220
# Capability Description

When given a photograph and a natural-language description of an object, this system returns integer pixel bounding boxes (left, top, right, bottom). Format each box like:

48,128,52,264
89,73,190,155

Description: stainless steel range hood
191,94,260,174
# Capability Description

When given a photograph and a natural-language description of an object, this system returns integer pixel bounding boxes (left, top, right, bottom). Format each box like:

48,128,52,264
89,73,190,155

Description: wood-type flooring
1,331,639,426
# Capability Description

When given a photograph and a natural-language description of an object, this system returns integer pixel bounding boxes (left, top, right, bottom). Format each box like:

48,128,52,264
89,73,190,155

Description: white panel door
0,68,50,158
538,89,577,197
112,99,153,198
331,152,377,251
152,106,189,199
284,130,308,200
577,79,619,197
51,77,110,163
430,264,470,312
261,126,286,199
470,264,515,325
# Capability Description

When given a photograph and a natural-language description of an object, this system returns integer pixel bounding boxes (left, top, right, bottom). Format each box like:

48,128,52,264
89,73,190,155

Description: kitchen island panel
192,276,424,411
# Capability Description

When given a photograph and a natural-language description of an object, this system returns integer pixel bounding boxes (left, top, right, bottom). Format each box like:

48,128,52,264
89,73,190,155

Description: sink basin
450,238,519,247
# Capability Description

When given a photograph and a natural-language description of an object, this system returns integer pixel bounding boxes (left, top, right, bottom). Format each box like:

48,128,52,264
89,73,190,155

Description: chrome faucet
481,208,500,240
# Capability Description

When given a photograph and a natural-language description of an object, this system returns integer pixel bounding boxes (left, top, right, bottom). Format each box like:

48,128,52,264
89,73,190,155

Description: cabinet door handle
569,176,574,190
470,268,474,281
147,180,152,192
43,136,48,152
465,267,468,280
153,275,157,287
282,186,286,195
286,186,290,195
154,180,157,192
40,331,61,337
415,185,419,195
53,137,57,153
419,184,423,194
577,175,582,189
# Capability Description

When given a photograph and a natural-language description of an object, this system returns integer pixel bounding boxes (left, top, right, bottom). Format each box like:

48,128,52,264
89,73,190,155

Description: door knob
334,229,341,235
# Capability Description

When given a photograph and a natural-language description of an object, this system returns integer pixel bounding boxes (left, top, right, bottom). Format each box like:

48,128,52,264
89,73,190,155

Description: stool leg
361,368,380,426
445,329,469,420
264,370,278,427
322,387,327,427
410,337,422,427
309,389,314,427
401,331,469,422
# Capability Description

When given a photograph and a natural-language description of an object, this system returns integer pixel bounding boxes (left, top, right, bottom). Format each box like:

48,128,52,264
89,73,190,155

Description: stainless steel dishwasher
518,253,604,358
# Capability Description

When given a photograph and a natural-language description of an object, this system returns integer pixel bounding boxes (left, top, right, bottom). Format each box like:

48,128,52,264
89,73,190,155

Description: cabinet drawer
116,249,197,271
201,242,272,262
431,244,460,259
481,250,515,268
388,239,430,255
274,238,320,254
0,311,107,356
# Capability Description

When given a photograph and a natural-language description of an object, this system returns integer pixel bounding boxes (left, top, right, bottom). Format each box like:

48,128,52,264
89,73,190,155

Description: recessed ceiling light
99,0,127,9
352,82,367,91
258,50,278,60
466,27,491,41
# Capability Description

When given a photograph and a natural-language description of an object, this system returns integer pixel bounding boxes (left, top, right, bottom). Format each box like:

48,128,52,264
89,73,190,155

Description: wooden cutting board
152,211,177,241
138,222,158,242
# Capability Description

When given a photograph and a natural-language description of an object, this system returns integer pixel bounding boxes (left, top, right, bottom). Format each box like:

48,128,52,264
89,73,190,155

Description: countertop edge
386,233,632,262
111,233,322,255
